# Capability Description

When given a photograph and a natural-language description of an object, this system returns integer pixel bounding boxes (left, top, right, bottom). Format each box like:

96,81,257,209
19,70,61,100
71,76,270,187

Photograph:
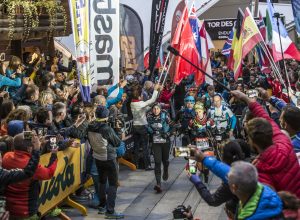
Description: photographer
2,131,57,219
87,106,124,219
147,103,172,193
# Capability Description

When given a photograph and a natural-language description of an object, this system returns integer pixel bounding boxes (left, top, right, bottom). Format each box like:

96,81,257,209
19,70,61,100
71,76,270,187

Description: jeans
152,142,170,185
95,159,118,213
133,125,151,168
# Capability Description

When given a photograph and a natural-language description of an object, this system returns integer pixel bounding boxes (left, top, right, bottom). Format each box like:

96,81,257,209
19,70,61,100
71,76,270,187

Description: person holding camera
87,106,124,219
2,131,57,219
147,103,172,193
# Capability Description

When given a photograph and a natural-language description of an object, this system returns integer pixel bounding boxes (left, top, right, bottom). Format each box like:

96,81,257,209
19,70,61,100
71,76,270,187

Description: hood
257,142,293,172
238,184,282,220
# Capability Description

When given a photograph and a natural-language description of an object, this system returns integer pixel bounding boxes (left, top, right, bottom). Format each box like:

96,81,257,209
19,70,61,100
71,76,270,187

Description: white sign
90,0,120,91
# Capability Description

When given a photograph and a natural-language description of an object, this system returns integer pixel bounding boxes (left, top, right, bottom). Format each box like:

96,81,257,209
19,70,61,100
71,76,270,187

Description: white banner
90,0,120,92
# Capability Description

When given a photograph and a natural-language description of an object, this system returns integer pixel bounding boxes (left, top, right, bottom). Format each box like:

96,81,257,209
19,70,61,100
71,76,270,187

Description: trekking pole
167,46,230,92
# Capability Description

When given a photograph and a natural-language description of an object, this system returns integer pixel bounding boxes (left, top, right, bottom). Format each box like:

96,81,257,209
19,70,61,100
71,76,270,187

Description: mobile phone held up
24,131,32,140
49,136,57,150
188,159,197,174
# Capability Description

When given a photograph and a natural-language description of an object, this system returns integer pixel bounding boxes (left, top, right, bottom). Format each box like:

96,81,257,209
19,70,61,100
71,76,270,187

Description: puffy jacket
106,84,124,108
249,101,300,198
202,157,283,220
158,88,173,106
2,150,57,218
0,150,40,186
0,75,21,89
87,121,121,161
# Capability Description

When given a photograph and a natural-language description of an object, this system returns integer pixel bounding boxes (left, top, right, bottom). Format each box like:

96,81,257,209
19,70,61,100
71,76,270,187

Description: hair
40,72,54,89
39,91,54,107
5,109,29,124
13,133,30,151
282,105,300,132
7,56,21,71
25,85,39,100
94,95,106,106
0,100,14,120
144,81,153,90
222,141,245,165
278,191,300,210
132,89,142,100
247,118,273,150
52,102,66,117
235,139,252,159
71,104,83,119
17,106,32,119
35,107,50,124
228,161,258,196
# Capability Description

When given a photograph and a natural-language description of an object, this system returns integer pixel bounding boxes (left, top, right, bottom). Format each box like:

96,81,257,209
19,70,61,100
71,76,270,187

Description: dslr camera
172,205,192,219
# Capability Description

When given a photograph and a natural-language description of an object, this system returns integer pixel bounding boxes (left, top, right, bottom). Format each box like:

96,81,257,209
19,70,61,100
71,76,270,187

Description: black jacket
0,150,40,186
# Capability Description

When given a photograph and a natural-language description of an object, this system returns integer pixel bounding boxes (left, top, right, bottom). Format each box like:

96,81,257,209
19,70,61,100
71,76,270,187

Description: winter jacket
0,75,21,89
147,110,170,136
202,157,283,220
87,121,121,161
130,90,159,126
2,150,57,218
208,105,237,131
0,150,40,186
106,84,124,108
158,88,173,106
249,101,300,198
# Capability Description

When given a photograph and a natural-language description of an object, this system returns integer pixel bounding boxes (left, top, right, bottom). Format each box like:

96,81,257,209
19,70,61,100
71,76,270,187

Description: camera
172,205,192,219
173,147,191,157
24,131,33,140
108,115,125,130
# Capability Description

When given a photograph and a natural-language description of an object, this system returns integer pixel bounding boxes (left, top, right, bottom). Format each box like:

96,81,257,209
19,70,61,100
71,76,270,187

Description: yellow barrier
38,146,87,216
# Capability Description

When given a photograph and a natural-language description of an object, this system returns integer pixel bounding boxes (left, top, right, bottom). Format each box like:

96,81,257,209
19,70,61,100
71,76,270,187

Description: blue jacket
147,110,171,135
292,132,300,153
203,157,283,220
106,84,124,108
0,75,21,89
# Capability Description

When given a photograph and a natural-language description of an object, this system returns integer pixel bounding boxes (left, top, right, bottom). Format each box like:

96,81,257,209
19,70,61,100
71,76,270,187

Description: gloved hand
189,174,202,185
116,142,126,157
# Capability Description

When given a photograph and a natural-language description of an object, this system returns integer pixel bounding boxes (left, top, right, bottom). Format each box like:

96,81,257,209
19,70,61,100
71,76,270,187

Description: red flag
144,51,161,69
171,6,201,85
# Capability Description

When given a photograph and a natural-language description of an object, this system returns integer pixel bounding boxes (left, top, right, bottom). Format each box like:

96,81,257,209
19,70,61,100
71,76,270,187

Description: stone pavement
48,156,227,220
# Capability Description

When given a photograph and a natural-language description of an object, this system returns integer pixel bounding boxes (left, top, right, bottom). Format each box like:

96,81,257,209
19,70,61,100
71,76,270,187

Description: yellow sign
38,147,82,215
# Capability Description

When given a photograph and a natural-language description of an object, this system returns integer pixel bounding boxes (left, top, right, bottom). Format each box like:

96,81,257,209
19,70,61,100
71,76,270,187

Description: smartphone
24,131,32,140
174,147,191,157
49,136,57,150
188,159,197,174
247,89,258,98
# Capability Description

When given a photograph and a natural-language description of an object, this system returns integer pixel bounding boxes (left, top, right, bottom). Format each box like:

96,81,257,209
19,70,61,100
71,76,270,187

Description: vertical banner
69,0,91,102
169,0,186,81
120,5,144,75
291,0,300,36
90,0,120,89
148,0,169,73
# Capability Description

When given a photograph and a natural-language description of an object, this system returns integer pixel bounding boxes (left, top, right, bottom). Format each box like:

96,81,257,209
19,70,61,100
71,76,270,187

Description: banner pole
158,51,171,84
167,46,230,92
161,55,175,87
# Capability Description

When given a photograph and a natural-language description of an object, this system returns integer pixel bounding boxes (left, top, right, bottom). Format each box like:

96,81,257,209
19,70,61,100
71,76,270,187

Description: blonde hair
39,91,54,106
7,56,21,71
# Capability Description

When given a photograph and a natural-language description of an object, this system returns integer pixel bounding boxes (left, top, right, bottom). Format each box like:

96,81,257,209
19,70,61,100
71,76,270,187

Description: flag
291,0,300,36
257,11,266,40
256,45,271,73
241,8,264,59
171,6,200,85
199,20,214,85
266,0,300,62
144,50,161,69
149,0,169,73
69,0,90,102
221,29,234,57
230,9,244,79
189,3,204,86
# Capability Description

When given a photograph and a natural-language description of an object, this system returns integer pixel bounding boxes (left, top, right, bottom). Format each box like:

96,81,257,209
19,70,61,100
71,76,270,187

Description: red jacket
158,88,174,109
2,150,57,217
249,102,300,198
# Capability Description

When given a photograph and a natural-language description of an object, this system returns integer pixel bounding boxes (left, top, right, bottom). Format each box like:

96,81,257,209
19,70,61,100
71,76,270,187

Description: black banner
120,4,144,73
149,0,169,73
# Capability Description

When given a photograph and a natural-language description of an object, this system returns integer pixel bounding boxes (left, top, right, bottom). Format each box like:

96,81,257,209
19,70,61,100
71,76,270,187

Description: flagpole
161,55,175,87
158,51,171,84
167,46,230,92
274,12,291,101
